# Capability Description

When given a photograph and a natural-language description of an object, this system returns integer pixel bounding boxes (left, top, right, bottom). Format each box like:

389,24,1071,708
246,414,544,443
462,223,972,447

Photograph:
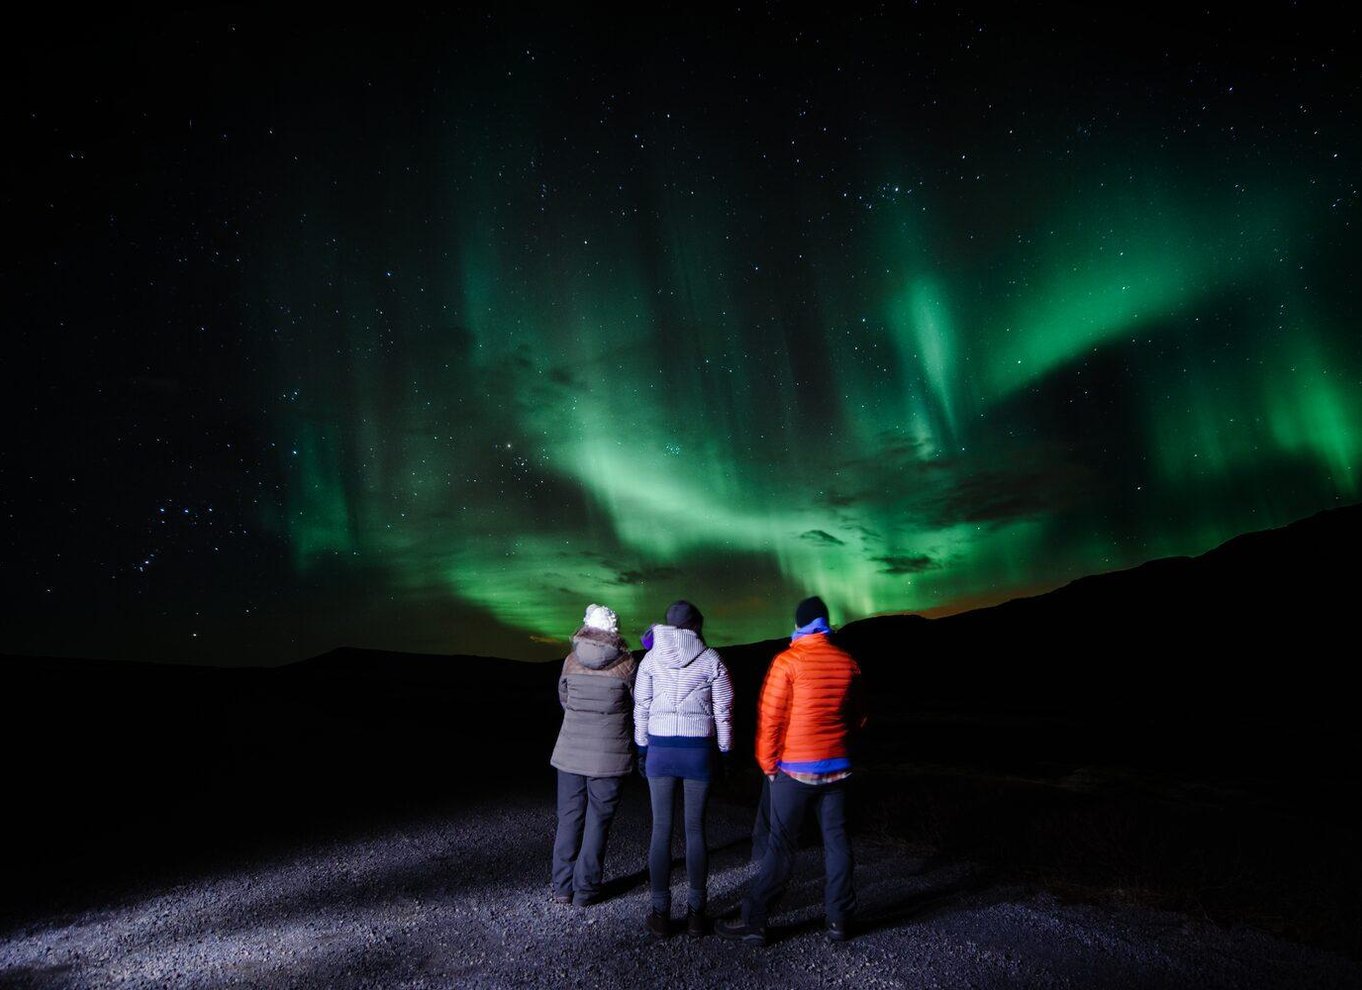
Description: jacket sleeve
711,653,734,753
633,656,653,748
557,656,571,709
755,652,793,775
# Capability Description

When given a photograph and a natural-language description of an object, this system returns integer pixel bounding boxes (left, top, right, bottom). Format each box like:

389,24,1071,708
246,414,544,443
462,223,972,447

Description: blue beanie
665,600,704,633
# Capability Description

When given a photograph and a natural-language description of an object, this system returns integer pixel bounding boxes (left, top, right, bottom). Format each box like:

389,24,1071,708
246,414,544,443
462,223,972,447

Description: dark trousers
742,772,855,926
552,770,624,904
647,776,711,913
751,774,772,862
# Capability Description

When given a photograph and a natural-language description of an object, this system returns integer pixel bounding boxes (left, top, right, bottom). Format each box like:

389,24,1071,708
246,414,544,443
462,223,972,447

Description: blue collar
791,616,831,641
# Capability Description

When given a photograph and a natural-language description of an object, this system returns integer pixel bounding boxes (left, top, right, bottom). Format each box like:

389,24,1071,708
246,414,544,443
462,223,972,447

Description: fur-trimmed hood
571,625,631,670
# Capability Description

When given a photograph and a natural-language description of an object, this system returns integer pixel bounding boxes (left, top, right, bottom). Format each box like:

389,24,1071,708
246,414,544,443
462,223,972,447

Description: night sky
6,7,1360,664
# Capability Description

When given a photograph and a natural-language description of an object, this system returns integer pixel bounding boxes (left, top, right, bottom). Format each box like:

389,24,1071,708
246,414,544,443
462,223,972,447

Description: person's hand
718,750,734,778
637,748,648,779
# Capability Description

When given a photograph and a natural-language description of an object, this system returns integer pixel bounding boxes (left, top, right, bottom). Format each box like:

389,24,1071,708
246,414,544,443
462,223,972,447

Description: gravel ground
2,781,1358,990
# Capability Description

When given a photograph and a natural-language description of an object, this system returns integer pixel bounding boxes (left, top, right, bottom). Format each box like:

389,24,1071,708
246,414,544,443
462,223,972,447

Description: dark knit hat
665,600,704,633
795,595,829,627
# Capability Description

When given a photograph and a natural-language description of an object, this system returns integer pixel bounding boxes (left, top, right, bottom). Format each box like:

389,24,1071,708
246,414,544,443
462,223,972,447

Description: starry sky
6,7,1360,664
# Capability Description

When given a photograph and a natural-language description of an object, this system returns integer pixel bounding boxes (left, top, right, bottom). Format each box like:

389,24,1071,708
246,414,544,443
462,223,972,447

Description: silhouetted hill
835,501,1358,707
290,645,561,708
294,646,546,680
943,499,1354,638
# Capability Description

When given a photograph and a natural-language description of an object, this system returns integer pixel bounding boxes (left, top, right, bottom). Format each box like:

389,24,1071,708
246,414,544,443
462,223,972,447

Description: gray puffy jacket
550,626,638,777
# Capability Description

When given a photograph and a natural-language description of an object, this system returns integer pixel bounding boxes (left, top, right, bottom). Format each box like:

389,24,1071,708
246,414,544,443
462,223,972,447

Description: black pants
751,774,771,862
647,776,711,913
551,770,624,905
742,772,855,926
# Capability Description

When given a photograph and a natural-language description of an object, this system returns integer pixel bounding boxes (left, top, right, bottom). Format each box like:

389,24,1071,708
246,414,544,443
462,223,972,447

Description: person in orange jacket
717,595,866,945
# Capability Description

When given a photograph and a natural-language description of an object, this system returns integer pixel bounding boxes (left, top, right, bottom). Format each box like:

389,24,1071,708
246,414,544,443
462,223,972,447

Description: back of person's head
665,600,704,634
795,595,829,627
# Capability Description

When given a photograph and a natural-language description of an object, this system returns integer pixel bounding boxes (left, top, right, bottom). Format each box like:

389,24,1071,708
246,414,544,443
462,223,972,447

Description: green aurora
258,88,1359,657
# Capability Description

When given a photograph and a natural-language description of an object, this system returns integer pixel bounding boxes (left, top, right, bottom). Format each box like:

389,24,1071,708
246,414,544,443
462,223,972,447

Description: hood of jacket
571,625,631,670
649,624,708,669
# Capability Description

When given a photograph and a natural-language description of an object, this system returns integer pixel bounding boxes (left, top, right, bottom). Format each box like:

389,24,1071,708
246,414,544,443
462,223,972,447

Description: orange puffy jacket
755,632,866,776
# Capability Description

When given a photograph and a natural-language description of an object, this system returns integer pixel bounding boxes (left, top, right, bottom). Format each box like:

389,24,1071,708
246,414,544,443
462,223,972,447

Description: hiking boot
646,909,670,939
550,892,571,906
686,907,707,937
827,919,851,942
715,917,767,946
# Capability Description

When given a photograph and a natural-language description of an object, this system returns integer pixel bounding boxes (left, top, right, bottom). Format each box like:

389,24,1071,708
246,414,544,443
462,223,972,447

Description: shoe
827,919,850,942
646,909,670,939
686,907,707,937
573,892,601,907
715,917,767,946
551,892,572,906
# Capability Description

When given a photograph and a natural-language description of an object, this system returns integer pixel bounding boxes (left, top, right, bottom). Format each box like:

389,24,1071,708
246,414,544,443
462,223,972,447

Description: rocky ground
2,779,1358,990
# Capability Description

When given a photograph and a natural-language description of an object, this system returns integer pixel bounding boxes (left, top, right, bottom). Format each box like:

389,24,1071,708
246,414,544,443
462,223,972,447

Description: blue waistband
648,734,713,749
778,757,851,773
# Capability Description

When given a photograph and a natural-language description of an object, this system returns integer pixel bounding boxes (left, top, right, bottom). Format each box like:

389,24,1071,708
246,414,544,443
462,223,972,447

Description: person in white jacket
634,600,734,938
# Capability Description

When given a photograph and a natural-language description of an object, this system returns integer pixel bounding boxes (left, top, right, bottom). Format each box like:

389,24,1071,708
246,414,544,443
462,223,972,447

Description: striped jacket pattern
633,625,734,752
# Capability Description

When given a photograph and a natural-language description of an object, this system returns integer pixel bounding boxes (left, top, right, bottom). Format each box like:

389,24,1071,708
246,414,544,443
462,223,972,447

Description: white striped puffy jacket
633,625,734,752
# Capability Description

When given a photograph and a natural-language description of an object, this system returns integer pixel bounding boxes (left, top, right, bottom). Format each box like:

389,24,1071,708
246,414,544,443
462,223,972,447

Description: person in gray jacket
550,603,638,907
